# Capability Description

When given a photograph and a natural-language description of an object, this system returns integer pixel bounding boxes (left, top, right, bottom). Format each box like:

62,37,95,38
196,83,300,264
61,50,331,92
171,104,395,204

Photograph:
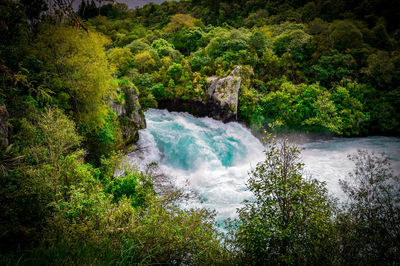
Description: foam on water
129,109,264,219
129,109,400,220
301,137,400,198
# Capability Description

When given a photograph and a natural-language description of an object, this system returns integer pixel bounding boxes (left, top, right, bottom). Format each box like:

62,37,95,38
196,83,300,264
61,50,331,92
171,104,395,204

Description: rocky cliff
111,85,146,144
206,66,241,122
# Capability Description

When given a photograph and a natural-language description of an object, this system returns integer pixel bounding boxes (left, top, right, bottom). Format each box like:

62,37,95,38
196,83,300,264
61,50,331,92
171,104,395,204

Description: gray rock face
0,105,9,148
111,86,146,144
206,66,242,122
110,101,126,117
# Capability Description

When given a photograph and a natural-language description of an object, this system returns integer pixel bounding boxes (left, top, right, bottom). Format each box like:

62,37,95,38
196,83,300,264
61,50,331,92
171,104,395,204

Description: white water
302,137,400,198
129,109,400,220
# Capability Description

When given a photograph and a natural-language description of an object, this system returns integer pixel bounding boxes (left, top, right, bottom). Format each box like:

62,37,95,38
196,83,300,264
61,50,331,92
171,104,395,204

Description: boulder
0,105,9,148
111,85,146,144
206,66,241,122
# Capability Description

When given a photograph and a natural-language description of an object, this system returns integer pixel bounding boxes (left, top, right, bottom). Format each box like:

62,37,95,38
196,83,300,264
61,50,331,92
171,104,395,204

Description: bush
105,172,153,207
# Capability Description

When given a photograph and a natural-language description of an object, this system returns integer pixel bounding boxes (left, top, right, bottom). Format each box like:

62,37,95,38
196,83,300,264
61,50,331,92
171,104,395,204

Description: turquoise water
143,109,253,170
130,109,400,220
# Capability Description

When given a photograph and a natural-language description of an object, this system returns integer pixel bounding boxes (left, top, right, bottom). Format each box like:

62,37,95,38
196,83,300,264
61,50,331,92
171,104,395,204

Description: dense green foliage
79,0,400,136
0,0,228,263
1,0,399,264
0,106,228,264
229,137,336,264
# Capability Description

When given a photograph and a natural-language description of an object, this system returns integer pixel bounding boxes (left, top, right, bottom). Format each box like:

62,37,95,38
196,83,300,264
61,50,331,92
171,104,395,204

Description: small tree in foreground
230,136,336,265
337,150,400,265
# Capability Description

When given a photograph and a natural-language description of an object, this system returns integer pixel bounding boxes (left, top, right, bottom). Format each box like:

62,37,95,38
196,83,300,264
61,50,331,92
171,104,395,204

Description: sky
73,0,175,10
115,0,171,9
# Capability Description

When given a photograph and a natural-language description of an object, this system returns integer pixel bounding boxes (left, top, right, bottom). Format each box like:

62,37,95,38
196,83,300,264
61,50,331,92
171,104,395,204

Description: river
128,109,400,220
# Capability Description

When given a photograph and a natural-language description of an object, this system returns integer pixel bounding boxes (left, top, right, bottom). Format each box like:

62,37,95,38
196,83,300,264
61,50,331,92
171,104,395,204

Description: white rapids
128,109,400,220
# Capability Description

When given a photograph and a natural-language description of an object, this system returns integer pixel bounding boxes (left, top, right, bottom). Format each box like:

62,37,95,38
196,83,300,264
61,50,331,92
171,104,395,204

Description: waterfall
128,109,400,220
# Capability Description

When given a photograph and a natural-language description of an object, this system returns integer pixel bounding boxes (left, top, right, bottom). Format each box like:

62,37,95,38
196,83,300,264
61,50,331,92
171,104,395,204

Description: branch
52,0,88,32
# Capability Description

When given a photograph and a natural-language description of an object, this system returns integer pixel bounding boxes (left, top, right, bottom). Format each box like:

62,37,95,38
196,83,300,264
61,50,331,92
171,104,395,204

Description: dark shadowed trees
337,150,400,265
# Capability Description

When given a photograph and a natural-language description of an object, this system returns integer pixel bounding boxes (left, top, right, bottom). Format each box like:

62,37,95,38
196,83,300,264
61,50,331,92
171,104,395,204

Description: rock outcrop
111,85,146,144
158,66,243,123
0,105,9,148
206,66,242,122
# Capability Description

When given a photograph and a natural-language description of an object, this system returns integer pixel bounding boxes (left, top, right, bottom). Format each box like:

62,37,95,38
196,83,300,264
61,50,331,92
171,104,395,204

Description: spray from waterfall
129,109,400,220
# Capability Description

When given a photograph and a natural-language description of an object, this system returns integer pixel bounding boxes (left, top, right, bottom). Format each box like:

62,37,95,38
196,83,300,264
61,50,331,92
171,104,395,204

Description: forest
1,0,400,264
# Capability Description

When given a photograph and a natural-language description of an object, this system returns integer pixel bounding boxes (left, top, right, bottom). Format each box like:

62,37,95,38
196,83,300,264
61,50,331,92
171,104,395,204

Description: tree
23,107,82,166
329,20,363,50
133,51,156,73
257,49,282,82
151,38,178,58
366,50,395,89
273,29,313,61
204,29,251,70
41,164,229,265
125,39,150,55
309,52,357,87
164,13,200,32
231,136,336,264
337,150,400,265
20,0,48,23
77,0,98,19
51,0,89,32
167,62,183,82
331,86,367,136
105,172,153,207
244,9,269,28
107,47,134,76
172,27,204,56
301,88,341,133
372,22,393,51
248,31,268,57
33,24,115,131
261,82,342,134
